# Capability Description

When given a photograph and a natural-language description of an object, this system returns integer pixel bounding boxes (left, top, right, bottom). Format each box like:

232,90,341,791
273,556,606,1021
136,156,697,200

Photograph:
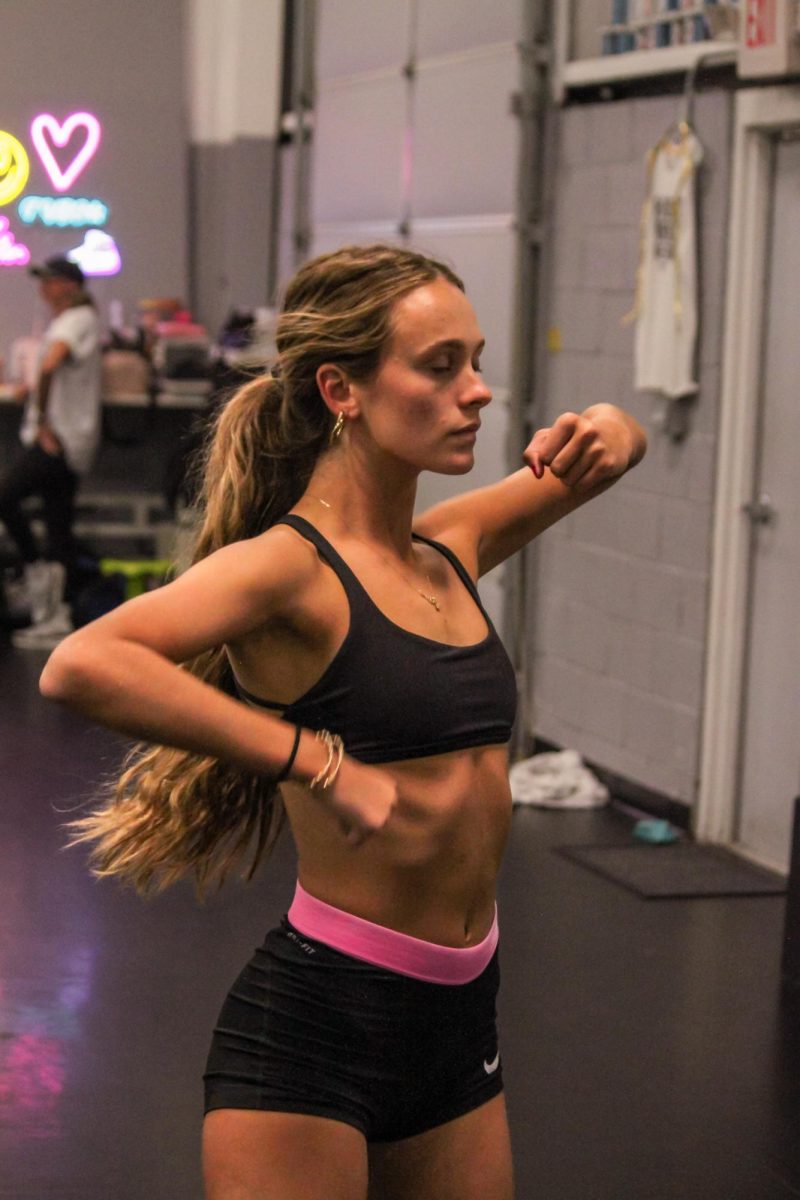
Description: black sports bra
232,514,517,764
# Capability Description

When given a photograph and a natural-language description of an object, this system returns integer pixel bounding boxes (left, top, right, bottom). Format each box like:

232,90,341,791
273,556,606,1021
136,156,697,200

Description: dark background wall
0,0,188,354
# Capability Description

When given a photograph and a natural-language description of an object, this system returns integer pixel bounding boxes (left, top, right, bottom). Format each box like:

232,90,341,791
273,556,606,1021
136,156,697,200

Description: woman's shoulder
215,522,325,606
121,524,331,655
222,521,343,674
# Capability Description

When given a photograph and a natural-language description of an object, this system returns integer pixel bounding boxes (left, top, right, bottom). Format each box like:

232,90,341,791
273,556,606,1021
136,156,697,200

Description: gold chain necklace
310,497,441,611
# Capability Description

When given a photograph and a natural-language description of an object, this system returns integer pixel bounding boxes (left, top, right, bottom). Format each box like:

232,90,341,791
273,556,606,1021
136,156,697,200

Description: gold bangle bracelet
309,729,344,790
324,737,344,790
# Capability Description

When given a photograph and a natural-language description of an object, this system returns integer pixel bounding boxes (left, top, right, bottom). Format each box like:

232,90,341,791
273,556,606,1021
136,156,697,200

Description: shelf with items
554,1,740,98
562,39,737,88
600,1,740,55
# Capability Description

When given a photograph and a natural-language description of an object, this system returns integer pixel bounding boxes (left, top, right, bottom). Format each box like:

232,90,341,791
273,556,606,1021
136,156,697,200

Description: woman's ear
316,363,359,418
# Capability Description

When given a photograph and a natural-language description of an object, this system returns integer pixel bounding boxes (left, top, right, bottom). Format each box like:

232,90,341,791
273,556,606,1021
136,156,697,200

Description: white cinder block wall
530,91,733,806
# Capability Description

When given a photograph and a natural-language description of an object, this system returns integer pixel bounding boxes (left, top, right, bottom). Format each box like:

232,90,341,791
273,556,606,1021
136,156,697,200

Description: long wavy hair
67,244,464,895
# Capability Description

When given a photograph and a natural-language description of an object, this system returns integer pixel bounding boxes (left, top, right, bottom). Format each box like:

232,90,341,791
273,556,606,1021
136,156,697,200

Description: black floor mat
558,841,787,899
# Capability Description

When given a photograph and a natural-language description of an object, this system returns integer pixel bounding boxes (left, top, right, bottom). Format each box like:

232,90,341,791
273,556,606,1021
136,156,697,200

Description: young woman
40,244,646,1200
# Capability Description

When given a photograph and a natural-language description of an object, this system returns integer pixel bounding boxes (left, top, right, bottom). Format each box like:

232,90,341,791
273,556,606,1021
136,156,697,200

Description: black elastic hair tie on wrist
275,724,302,783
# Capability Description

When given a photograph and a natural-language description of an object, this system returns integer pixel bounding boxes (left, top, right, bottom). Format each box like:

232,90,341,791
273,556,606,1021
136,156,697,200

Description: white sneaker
23,560,53,623
11,602,74,650
23,560,66,624
46,561,67,616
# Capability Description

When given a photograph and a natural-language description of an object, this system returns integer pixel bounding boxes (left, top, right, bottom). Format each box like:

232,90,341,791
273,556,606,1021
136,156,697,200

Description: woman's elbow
39,632,96,702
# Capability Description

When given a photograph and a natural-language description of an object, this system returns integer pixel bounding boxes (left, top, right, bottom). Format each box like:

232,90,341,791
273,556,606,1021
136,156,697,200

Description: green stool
99,558,174,600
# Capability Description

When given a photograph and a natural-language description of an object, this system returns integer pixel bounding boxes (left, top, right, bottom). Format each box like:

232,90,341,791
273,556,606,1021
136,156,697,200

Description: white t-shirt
20,302,102,474
634,129,703,399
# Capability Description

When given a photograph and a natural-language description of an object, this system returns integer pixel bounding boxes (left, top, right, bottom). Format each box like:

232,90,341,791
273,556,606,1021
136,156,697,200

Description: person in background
0,255,102,647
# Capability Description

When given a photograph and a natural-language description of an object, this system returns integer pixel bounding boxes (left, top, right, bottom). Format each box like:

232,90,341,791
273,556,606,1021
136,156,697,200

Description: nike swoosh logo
483,1052,500,1075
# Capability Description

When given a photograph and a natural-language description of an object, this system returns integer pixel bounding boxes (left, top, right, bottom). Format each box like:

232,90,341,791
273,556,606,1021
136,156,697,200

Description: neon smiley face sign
0,131,30,206
31,112,101,193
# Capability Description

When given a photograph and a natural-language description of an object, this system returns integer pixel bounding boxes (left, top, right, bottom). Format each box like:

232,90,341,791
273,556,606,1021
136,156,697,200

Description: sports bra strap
278,514,483,610
410,531,484,610
233,678,284,711
274,514,366,601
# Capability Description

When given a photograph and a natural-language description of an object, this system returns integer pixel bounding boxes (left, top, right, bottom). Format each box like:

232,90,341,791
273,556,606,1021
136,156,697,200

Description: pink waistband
287,882,498,986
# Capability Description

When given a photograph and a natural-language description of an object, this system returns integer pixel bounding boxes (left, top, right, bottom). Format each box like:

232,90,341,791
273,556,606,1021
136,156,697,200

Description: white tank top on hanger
633,126,703,399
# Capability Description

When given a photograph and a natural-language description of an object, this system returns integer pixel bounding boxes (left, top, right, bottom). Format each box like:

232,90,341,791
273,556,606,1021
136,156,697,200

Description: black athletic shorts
203,918,503,1143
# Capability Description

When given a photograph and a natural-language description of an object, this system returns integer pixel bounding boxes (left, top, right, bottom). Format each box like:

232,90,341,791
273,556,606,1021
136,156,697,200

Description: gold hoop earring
330,411,345,444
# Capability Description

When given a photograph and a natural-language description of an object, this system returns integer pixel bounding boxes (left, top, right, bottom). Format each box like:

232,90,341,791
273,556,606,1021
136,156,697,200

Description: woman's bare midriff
281,742,512,949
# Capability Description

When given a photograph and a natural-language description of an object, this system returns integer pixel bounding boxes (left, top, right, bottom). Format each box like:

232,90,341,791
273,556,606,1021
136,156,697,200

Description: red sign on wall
745,0,777,48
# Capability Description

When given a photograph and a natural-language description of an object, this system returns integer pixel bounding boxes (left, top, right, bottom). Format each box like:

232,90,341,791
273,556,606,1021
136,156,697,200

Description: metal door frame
696,87,800,850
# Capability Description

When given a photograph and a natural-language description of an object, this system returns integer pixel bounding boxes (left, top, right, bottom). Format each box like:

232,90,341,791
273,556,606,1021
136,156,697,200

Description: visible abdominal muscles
284,743,512,945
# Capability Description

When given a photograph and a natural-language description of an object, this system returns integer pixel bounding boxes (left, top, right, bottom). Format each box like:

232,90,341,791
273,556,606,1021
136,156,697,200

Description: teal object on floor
633,818,680,845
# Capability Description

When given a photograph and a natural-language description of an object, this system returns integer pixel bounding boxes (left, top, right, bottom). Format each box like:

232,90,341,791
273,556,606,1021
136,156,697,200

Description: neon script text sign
18,195,108,228
31,112,101,192
0,215,30,266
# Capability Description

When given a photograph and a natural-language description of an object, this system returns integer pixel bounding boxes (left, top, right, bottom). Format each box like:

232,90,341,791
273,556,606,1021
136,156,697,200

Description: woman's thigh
203,1109,369,1200
367,1092,514,1200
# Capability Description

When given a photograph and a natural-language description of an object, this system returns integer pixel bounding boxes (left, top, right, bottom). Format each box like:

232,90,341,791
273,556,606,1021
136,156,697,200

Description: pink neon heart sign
31,112,101,193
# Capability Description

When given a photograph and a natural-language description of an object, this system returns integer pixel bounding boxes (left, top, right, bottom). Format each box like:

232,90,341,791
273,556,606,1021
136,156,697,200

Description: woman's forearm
40,634,324,782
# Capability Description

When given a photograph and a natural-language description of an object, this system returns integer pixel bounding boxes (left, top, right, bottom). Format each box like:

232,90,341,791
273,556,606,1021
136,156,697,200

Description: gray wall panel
191,138,275,334
316,0,411,80
416,0,522,57
311,222,403,260
191,144,228,334
312,77,407,224
273,142,297,297
226,138,274,314
413,48,519,217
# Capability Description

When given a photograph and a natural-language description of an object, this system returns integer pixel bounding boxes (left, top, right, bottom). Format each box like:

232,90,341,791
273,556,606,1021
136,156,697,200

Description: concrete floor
1,644,797,1199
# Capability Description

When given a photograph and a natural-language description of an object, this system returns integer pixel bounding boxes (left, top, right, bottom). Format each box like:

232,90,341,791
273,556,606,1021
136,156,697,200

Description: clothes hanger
666,42,733,163
661,44,735,148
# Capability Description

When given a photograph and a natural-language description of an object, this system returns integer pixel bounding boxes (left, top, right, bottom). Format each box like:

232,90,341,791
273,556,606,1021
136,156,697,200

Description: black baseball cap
29,255,84,285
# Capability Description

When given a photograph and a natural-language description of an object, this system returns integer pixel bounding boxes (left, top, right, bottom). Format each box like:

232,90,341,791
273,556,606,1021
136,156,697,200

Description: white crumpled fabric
509,749,610,809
